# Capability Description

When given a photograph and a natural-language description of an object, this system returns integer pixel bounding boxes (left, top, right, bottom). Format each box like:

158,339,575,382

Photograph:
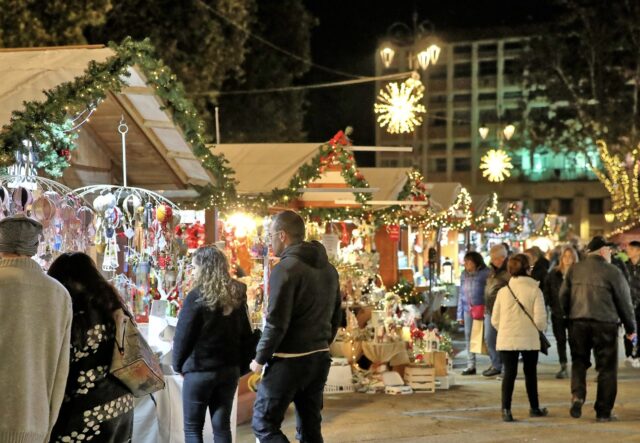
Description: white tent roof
210,143,320,194
359,167,410,201
425,182,463,212
0,45,211,189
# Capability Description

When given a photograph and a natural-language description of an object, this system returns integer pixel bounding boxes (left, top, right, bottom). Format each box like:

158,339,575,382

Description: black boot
502,409,514,422
556,363,568,379
530,407,549,417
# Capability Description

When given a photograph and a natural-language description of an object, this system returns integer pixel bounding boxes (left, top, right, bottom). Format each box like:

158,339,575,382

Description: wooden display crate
404,365,436,393
423,351,448,376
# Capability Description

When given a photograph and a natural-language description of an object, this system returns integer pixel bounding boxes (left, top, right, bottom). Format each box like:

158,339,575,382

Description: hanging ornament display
74,118,188,320
0,174,94,267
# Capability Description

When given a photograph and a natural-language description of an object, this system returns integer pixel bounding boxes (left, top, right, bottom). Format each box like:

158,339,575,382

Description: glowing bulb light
380,47,395,68
479,149,513,182
375,77,426,134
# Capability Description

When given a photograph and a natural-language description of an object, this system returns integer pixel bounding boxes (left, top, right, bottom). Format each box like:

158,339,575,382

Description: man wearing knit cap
0,215,72,443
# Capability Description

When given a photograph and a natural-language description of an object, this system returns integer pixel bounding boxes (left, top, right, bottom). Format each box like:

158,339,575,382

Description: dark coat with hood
484,260,510,315
255,240,342,365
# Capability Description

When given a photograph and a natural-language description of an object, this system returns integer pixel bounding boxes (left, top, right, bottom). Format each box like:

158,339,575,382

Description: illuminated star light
374,77,426,134
480,149,514,182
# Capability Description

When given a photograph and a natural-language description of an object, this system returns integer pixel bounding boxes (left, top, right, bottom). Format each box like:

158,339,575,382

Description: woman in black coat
48,253,134,443
173,245,253,443
544,246,579,379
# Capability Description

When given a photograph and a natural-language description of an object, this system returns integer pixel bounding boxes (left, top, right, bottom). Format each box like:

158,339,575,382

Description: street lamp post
379,12,441,71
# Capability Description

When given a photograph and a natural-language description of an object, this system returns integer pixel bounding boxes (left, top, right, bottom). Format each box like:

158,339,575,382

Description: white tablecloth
133,375,238,443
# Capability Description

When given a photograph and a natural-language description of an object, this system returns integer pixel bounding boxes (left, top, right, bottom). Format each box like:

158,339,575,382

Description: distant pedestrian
457,251,491,375
48,253,135,443
492,254,548,422
173,245,253,443
0,215,72,443
560,236,637,421
482,244,510,378
251,211,342,443
525,246,549,288
544,246,579,379
623,240,640,368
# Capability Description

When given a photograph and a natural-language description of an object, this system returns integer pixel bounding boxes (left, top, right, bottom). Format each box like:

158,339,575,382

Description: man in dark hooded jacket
251,210,342,443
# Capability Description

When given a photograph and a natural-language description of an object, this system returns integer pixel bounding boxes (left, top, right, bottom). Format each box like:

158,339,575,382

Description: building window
433,158,447,172
559,198,574,215
504,90,522,100
454,157,471,171
504,59,520,76
431,112,447,127
429,94,447,104
533,199,551,213
430,143,446,151
453,111,471,125
453,45,472,55
454,141,471,150
454,63,471,78
454,93,471,102
589,198,604,214
429,65,447,79
479,92,497,101
479,109,498,124
479,60,497,76
478,43,497,53
504,41,524,51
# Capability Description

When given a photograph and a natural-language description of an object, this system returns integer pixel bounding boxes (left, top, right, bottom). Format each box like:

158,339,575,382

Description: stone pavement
237,334,640,442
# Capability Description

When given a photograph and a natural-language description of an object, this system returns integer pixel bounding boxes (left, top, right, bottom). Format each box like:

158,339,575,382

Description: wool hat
0,214,43,256
586,235,616,253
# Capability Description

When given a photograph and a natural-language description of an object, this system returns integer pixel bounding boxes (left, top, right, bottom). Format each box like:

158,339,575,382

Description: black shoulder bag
506,284,551,355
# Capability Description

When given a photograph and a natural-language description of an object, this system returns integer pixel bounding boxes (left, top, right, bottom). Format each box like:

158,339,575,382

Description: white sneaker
624,356,634,367
632,358,640,369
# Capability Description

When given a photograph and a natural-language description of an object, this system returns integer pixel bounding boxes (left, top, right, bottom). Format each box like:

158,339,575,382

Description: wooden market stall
0,45,212,192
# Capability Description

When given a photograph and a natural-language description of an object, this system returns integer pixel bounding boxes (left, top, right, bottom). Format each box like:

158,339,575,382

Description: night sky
302,0,556,165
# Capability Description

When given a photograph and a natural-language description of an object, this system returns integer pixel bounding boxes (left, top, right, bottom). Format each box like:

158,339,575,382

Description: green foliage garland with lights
220,127,372,218
377,169,432,227
0,37,236,205
473,193,505,234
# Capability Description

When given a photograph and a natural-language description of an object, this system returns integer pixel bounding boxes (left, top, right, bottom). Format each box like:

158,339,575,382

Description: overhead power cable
196,72,413,96
196,0,364,80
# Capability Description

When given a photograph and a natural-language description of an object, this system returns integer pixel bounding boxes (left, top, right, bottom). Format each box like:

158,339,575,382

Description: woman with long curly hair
173,245,253,443
47,252,135,443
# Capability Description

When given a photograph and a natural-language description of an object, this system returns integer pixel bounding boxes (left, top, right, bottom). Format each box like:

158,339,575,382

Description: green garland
216,127,372,218
0,37,236,205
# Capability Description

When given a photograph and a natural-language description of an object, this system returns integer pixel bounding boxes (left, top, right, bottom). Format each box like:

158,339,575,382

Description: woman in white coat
492,253,548,422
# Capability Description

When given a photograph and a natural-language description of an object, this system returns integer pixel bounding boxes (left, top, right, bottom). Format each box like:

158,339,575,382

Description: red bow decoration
329,130,351,147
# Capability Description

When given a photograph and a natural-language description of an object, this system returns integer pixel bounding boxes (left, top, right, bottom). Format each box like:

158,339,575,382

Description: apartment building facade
374,29,611,238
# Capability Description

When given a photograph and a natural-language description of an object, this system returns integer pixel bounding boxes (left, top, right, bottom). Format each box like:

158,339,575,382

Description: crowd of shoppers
458,234,638,422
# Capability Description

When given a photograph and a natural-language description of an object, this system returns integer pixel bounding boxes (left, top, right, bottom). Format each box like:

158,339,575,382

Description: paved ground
237,335,640,442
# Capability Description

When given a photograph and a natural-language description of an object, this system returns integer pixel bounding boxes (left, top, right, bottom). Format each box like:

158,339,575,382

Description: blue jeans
463,310,476,369
484,314,502,371
253,352,332,443
182,367,240,443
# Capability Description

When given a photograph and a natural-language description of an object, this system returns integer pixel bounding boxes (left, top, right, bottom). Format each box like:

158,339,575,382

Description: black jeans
568,320,618,417
500,350,539,410
252,352,332,443
551,313,568,364
182,366,240,443
623,308,640,357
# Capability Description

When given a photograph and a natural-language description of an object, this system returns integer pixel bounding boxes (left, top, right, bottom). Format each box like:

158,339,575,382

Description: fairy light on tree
374,74,426,134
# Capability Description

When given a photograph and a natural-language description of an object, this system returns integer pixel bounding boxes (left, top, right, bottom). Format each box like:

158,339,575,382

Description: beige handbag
109,309,165,397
